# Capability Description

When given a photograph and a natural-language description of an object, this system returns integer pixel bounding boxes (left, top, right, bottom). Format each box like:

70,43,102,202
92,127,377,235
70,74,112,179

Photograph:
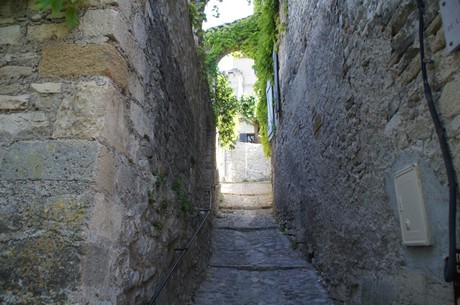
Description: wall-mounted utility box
394,164,431,246
439,0,460,53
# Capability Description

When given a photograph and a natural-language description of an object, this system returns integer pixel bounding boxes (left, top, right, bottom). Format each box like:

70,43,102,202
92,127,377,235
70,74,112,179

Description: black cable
415,0,459,282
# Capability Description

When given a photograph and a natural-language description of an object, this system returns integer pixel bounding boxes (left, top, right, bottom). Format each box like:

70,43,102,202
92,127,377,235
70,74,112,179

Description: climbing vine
253,0,280,156
212,73,240,149
204,0,280,155
204,13,259,76
239,95,257,124
35,0,84,28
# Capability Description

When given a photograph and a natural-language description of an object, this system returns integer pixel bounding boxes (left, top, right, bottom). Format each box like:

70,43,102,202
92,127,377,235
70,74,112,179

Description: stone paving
192,182,332,305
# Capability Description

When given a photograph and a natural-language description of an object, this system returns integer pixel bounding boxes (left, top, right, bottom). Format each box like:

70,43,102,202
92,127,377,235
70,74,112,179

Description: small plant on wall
35,0,84,28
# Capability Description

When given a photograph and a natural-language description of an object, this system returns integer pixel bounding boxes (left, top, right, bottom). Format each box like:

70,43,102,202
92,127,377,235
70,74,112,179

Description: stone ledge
30,82,62,93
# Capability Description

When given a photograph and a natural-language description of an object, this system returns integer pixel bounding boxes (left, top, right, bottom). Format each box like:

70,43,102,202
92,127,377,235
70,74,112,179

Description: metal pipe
414,0,459,283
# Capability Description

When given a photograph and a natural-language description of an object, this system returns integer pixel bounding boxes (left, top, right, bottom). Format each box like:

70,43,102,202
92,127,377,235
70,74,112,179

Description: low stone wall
274,0,459,304
217,142,271,182
0,0,216,304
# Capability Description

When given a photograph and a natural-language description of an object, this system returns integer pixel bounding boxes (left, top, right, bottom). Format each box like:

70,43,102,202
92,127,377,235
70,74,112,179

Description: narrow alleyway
192,182,332,305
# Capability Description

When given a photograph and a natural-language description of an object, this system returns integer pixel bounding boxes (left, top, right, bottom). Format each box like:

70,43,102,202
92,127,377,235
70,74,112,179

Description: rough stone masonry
274,0,460,304
0,0,217,304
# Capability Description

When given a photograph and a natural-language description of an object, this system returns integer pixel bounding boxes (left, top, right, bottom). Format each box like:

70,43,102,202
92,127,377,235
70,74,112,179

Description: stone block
95,147,118,194
2,52,39,64
439,75,460,118
130,102,152,139
0,95,29,110
80,9,147,80
0,65,33,79
52,80,113,139
81,245,111,288
0,112,48,140
0,84,22,95
133,13,147,49
30,82,62,93
34,96,55,110
0,140,100,181
39,44,128,88
0,25,20,45
128,72,145,103
52,79,128,154
79,9,121,39
27,23,69,42
88,193,123,242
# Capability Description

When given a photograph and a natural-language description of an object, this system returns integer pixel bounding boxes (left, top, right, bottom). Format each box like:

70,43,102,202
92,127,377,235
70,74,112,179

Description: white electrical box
394,164,431,246
439,0,460,53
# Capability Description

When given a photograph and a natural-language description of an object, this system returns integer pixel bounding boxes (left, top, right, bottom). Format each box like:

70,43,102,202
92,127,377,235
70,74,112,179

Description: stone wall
274,0,459,304
217,142,271,182
0,0,216,304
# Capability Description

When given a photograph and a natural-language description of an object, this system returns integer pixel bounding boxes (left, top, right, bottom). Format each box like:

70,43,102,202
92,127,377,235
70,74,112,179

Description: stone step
221,182,271,195
215,209,276,229
220,193,272,209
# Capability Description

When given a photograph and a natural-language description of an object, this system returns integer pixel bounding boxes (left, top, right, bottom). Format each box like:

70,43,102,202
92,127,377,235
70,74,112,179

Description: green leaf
50,0,64,14
35,0,54,10
65,7,79,28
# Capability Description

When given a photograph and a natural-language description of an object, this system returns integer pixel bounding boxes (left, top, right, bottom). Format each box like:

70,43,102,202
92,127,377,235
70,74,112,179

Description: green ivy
35,0,84,28
253,0,279,157
204,13,259,76
204,0,280,156
239,95,257,124
212,73,240,150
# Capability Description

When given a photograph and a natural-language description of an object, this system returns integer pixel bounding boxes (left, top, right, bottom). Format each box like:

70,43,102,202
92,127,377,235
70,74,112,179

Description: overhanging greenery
204,0,280,156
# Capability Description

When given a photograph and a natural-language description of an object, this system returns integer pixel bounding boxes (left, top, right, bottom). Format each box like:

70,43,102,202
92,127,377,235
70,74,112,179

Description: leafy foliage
172,178,196,214
212,73,240,149
253,0,279,157
204,14,259,76
35,0,83,28
204,0,280,156
239,95,257,124
188,1,208,37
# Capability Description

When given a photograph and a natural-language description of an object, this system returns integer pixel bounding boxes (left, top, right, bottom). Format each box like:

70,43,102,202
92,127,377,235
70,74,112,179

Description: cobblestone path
192,182,332,305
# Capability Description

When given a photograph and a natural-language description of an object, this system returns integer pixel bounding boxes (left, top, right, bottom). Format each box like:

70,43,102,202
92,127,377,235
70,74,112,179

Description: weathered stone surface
80,9,148,80
95,147,117,194
217,142,271,182
2,52,39,64
0,94,29,110
439,75,460,118
39,44,128,88
88,193,124,242
0,65,33,79
0,140,100,181
0,112,48,140
27,23,69,41
79,9,121,38
0,25,20,44
30,82,62,93
0,1,216,305
0,17,15,25
52,79,128,154
273,1,456,305
130,102,153,139
0,188,91,304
